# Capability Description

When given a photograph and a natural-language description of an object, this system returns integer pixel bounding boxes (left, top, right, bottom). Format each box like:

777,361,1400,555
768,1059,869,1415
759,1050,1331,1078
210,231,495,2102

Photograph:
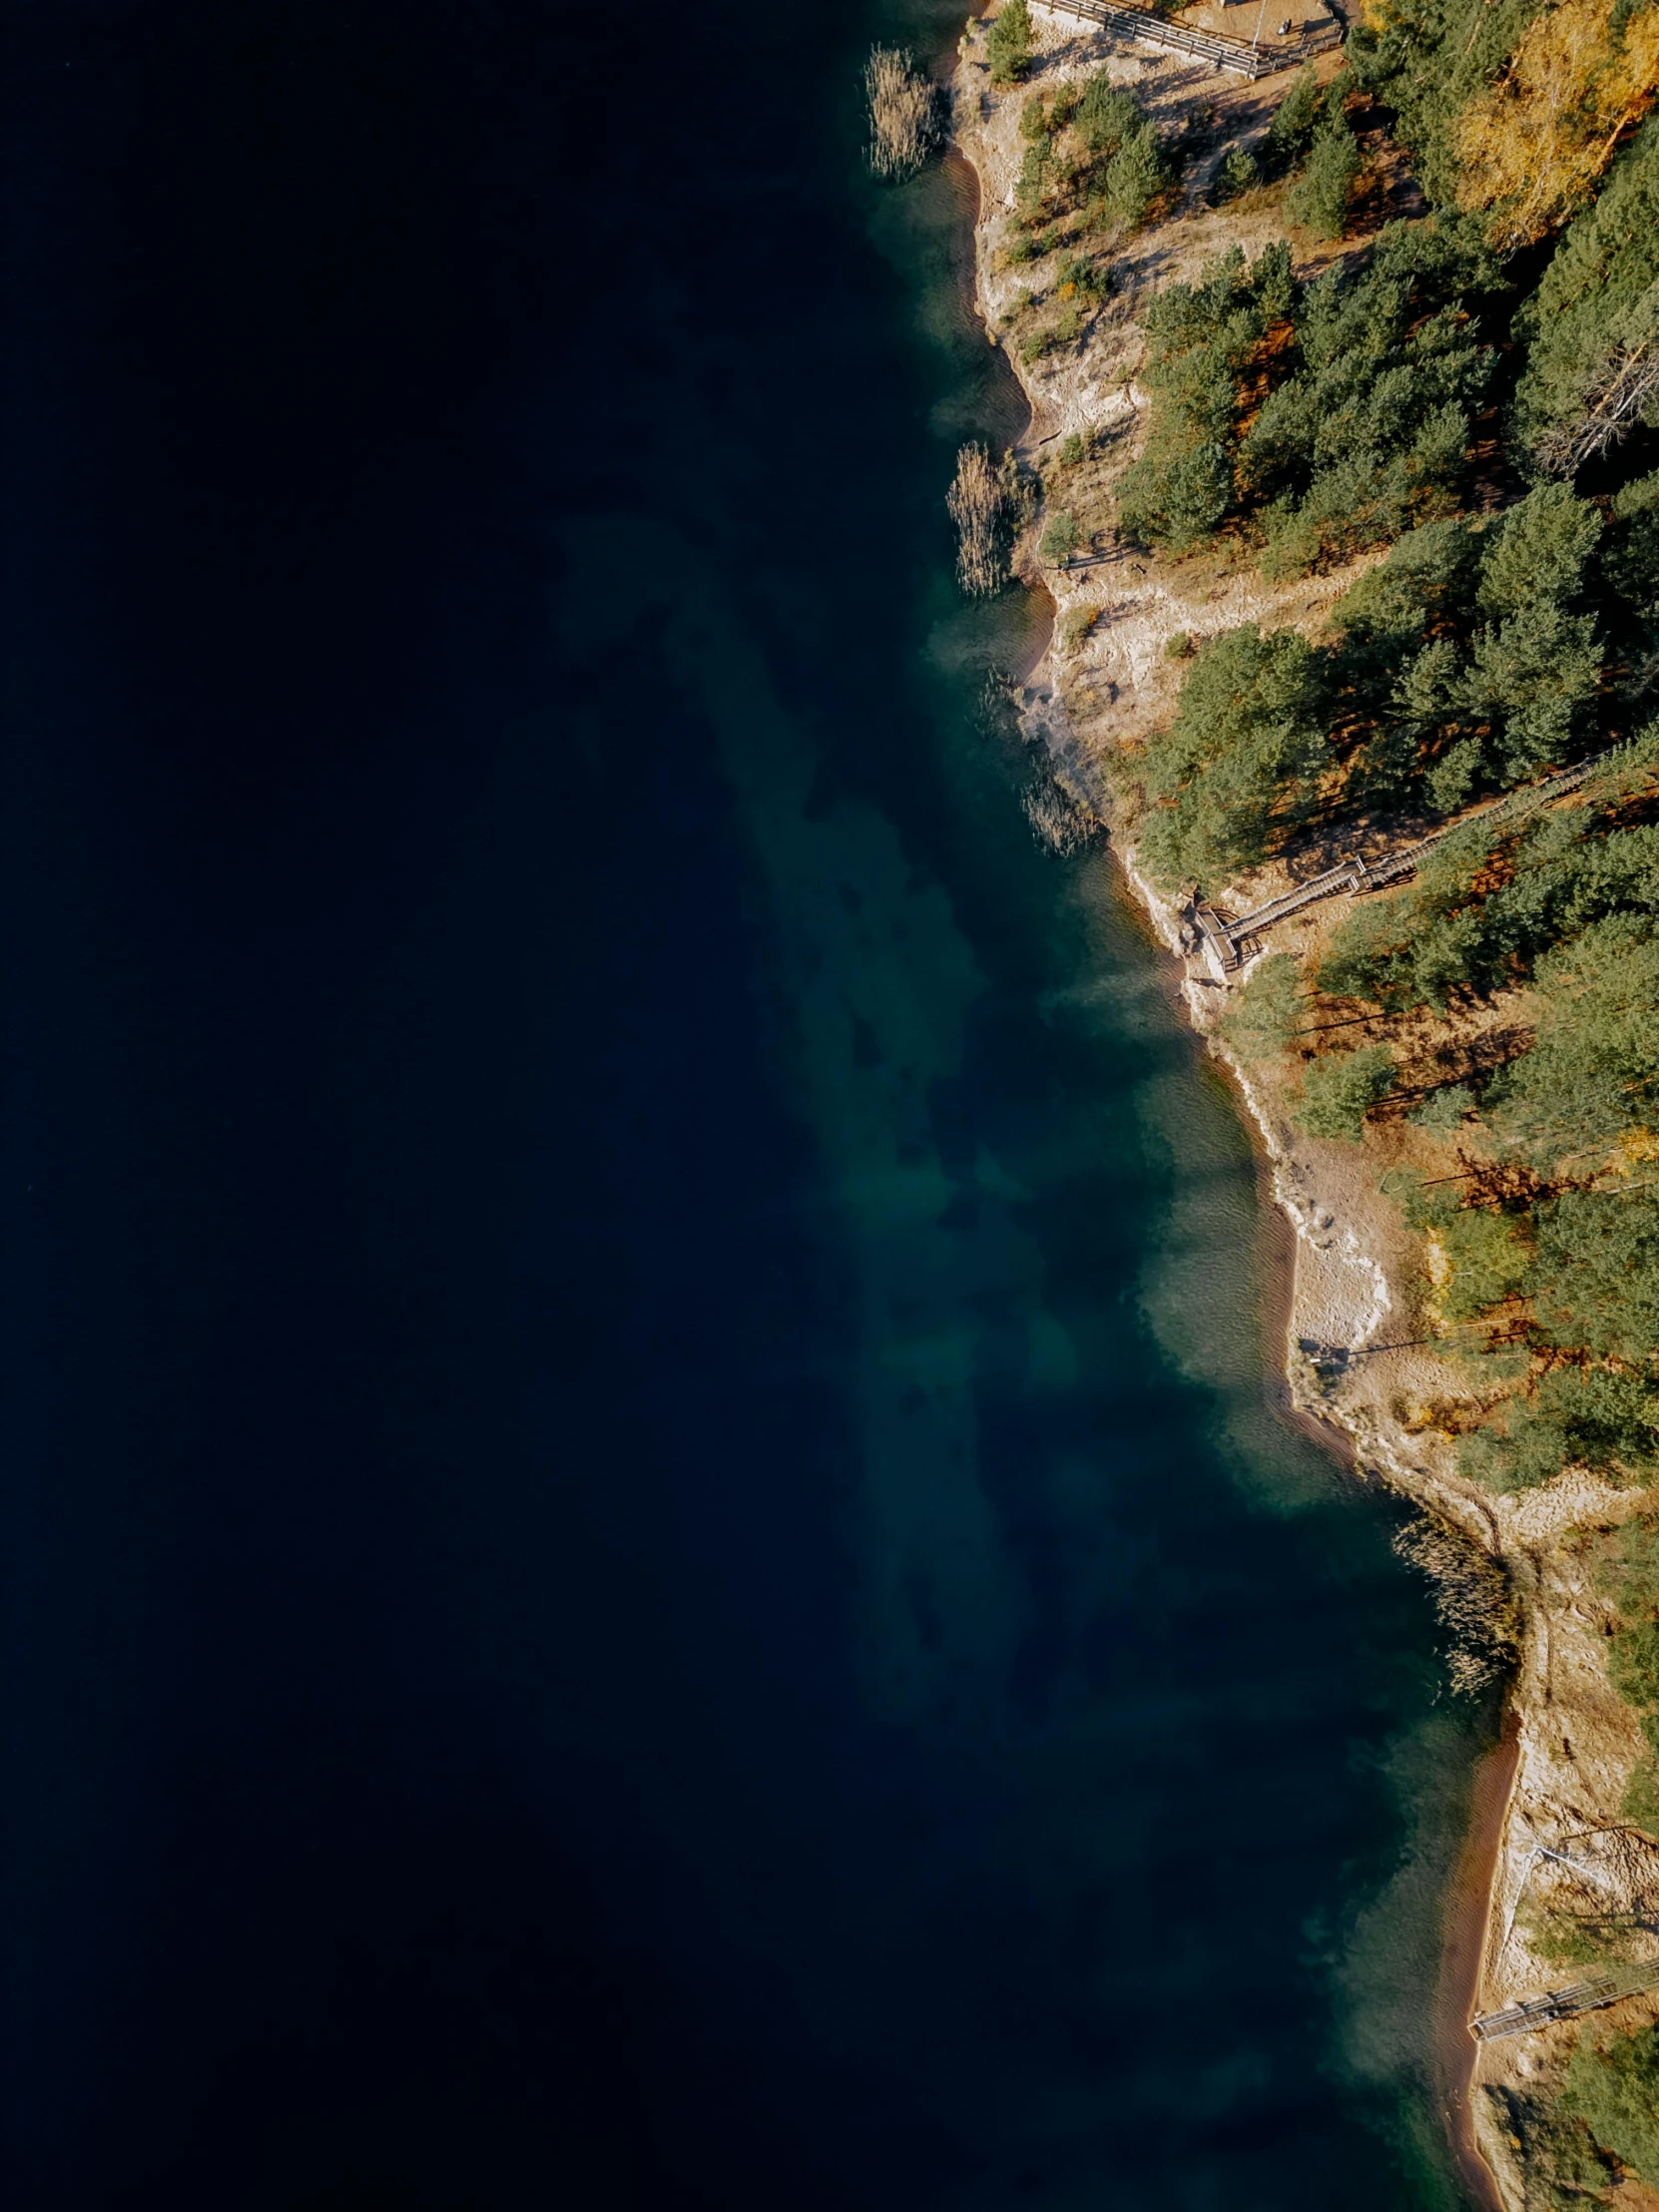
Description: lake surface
2,1,1485,2204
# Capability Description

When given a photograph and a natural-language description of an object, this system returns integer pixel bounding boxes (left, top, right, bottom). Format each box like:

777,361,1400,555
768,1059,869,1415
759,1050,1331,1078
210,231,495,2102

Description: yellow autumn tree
1455,0,1659,244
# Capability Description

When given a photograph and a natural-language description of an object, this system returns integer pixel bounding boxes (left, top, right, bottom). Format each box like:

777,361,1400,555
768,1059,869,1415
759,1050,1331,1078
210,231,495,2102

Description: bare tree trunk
1533,279,1659,476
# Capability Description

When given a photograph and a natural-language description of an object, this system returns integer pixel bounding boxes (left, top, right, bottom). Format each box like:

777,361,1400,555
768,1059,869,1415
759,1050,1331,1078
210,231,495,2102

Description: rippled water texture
2,2,1486,2205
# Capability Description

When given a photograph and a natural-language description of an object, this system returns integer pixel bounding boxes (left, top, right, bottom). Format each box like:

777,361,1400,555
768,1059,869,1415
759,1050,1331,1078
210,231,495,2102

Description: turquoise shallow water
2,1,1488,2202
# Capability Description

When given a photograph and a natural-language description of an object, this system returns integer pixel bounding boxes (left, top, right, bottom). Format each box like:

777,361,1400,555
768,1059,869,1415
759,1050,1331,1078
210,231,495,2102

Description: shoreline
1217,916,1514,2211
1435,1713,1519,2212
1136,832,1512,2206
1109,817,1512,2199
933,18,1640,2206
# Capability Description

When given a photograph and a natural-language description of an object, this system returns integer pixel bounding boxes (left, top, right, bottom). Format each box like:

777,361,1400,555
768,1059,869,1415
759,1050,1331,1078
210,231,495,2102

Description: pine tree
985,0,1033,86
1285,114,1361,239
1136,626,1329,888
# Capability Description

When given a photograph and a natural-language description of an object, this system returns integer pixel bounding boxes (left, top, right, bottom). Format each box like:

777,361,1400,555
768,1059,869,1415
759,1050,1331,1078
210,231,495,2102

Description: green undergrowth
1008,67,1176,251
1485,2083,1619,2211
1562,2023,1659,2196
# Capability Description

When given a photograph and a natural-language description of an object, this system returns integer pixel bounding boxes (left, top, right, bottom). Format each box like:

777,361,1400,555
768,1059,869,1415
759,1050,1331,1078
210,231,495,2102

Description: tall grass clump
864,47,939,182
947,443,1020,596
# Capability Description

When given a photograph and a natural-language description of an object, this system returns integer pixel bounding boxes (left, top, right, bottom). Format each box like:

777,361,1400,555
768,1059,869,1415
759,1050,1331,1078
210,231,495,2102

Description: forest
1129,6,1659,1463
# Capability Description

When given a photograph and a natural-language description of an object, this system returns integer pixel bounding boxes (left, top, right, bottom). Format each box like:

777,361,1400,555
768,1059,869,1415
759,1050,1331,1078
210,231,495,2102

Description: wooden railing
1472,1961,1659,2041
1194,744,1637,972
1039,0,1344,79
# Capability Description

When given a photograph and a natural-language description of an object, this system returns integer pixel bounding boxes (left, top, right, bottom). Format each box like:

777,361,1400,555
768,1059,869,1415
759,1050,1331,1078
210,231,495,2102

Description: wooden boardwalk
1194,746,1630,975
1472,1962,1659,2041
1039,0,1343,80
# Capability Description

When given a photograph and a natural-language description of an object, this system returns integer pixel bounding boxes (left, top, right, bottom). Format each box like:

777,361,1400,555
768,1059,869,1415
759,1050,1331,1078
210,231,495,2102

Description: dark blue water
2,3,1484,2206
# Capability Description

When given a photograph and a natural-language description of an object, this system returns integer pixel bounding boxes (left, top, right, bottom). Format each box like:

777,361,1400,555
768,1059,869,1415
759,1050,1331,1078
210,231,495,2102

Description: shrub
1074,75,1144,161
1460,1366,1659,1491
1120,438,1234,558
1531,1191,1659,1362
1217,950,1303,1061
1014,137,1051,215
1257,500,1324,581
1164,630,1194,660
1295,1042,1397,1140
1464,599,1602,784
1605,468,1659,636
1488,918,1659,1166
1407,1083,1475,1131
1265,66,1324,173
1056,250,1110,303
1216,146,1261,201
1039,508,1081,564
1019,93,1051,143
1477,482,1603,620
1103,126,1170,230
1565,2023,1659,2187
1432,1207,1532,1323
986,0,1034,85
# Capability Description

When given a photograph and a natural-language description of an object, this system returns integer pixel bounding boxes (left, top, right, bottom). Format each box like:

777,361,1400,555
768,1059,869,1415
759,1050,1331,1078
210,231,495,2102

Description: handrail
1039,0,1343,79
1195,742,1641,971
1472,1961,1659,2041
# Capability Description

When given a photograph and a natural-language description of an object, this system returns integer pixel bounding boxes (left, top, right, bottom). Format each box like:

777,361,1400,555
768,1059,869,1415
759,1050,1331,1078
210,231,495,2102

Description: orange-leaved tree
1454,0,1659,245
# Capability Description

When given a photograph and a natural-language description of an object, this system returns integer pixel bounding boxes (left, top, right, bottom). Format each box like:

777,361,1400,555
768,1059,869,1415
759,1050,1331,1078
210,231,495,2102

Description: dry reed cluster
946,442,1019,597
864,47,939,183
1393,1512,1517,1698
1022,778,1094,854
